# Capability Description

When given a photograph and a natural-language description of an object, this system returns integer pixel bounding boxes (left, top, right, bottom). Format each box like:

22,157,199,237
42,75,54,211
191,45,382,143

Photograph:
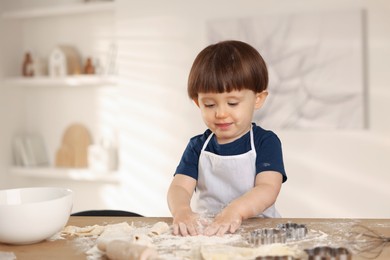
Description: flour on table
200,244,304,260
0,252,16,260
154,233,245,259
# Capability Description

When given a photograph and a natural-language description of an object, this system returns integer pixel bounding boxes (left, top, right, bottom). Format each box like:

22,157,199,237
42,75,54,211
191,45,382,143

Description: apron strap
249,126,255,151
201,132,214,151
202,126,255,152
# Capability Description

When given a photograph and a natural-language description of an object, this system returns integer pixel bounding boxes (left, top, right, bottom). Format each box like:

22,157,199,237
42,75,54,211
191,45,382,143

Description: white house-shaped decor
49,45,81,77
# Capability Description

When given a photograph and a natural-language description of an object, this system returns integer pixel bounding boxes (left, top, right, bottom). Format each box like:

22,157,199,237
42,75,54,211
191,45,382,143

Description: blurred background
0,0,389,218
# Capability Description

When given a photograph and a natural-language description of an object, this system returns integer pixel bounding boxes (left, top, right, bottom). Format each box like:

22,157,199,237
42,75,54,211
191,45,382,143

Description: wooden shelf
1,1,115,20
2,75,117,88
10,167,120,183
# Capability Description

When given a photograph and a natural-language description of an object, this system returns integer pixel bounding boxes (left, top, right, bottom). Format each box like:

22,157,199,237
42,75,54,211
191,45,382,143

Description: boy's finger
172,223,179,235
229,220,241,233
216,224,229,236
204,224,219,236
179,222,189,236
187,224,198,236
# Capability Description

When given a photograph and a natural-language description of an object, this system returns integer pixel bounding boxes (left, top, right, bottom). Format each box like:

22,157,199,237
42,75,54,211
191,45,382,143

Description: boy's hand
203,207,242,236
203,171,283,236
172,209,200,236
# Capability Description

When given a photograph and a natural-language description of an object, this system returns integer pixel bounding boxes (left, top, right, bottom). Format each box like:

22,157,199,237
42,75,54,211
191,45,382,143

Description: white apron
194,128,280,218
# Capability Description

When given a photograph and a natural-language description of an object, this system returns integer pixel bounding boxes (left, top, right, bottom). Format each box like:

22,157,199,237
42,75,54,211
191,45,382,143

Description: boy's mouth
215,123,232,130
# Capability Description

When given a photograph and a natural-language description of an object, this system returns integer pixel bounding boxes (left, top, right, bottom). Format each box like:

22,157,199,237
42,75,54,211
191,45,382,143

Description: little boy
167,40,287,236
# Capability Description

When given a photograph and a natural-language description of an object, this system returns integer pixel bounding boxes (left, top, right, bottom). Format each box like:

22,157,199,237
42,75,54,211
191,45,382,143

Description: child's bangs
196,66,246,94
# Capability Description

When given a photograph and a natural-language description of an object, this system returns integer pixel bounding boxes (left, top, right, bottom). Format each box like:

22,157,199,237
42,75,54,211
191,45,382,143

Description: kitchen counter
0,217,389,259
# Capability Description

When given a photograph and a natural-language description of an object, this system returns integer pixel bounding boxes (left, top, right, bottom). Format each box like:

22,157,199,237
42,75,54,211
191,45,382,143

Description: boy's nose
215,106,227,118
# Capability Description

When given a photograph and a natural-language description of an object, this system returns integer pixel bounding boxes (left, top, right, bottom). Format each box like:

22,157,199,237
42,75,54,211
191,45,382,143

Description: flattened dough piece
148,221,170,236
200,244,304,260
62,225,105,237
106,240,158,260
97,222,135,251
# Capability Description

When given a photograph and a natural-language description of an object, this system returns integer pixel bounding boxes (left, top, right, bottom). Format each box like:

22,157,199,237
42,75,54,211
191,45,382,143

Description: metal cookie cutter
277,222,308,240
304,246,351,260
248,228,287,245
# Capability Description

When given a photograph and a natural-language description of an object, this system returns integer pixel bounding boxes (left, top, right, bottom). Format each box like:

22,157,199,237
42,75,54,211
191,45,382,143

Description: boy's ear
193,98,200,107
255,91,268,110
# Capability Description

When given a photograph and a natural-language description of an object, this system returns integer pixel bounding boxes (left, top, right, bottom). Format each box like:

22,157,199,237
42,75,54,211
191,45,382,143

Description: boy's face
195,89,267,144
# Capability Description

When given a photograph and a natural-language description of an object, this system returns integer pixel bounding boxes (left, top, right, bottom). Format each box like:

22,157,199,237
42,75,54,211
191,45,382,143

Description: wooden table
0,217,389,259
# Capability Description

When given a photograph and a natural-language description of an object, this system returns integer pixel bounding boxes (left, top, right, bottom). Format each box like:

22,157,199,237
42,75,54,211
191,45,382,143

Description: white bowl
0,187,73,245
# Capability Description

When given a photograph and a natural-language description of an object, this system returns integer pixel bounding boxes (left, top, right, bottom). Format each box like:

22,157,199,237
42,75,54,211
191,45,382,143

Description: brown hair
188,40,268,99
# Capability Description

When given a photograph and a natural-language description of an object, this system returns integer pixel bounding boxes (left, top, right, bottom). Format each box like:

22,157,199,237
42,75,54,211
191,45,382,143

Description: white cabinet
1,1,117,78
2,75,117,88
1,1,118,183
9,166,119,184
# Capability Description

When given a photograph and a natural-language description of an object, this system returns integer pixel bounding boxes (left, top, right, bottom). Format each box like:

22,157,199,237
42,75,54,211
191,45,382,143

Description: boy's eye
204,104,215,108
228,102,238,106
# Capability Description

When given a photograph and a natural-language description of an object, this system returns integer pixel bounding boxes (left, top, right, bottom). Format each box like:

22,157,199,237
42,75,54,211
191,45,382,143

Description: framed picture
207,9,367,129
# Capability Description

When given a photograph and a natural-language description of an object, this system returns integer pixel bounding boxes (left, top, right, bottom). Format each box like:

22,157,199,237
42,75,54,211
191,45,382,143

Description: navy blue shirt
175,123,287,182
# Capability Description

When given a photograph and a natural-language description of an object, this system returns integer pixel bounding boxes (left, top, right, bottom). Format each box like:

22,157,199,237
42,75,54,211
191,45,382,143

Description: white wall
1,0,389,218
112,0,390,218
277,130,390,218
0,1,25,189
367,1,390,131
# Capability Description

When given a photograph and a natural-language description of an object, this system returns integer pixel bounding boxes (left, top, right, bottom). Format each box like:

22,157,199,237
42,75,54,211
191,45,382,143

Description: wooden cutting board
55,123,92,168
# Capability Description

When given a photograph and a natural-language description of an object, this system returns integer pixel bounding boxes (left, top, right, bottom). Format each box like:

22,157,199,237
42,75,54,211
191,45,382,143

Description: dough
148,221,170,236
105,240,158,260
132,233,152,246
96,222,135,251
200,244,304,260
62,225,105,237
66,222,160,260
201,245,256,260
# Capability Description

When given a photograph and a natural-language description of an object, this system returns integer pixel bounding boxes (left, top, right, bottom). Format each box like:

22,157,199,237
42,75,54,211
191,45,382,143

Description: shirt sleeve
255,131,287,182
174,136,204,180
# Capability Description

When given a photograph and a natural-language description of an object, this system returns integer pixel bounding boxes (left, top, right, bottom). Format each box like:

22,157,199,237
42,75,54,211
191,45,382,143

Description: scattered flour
153,233,244,259
0,251,16,260
61,220,363,260
200,244,304,260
